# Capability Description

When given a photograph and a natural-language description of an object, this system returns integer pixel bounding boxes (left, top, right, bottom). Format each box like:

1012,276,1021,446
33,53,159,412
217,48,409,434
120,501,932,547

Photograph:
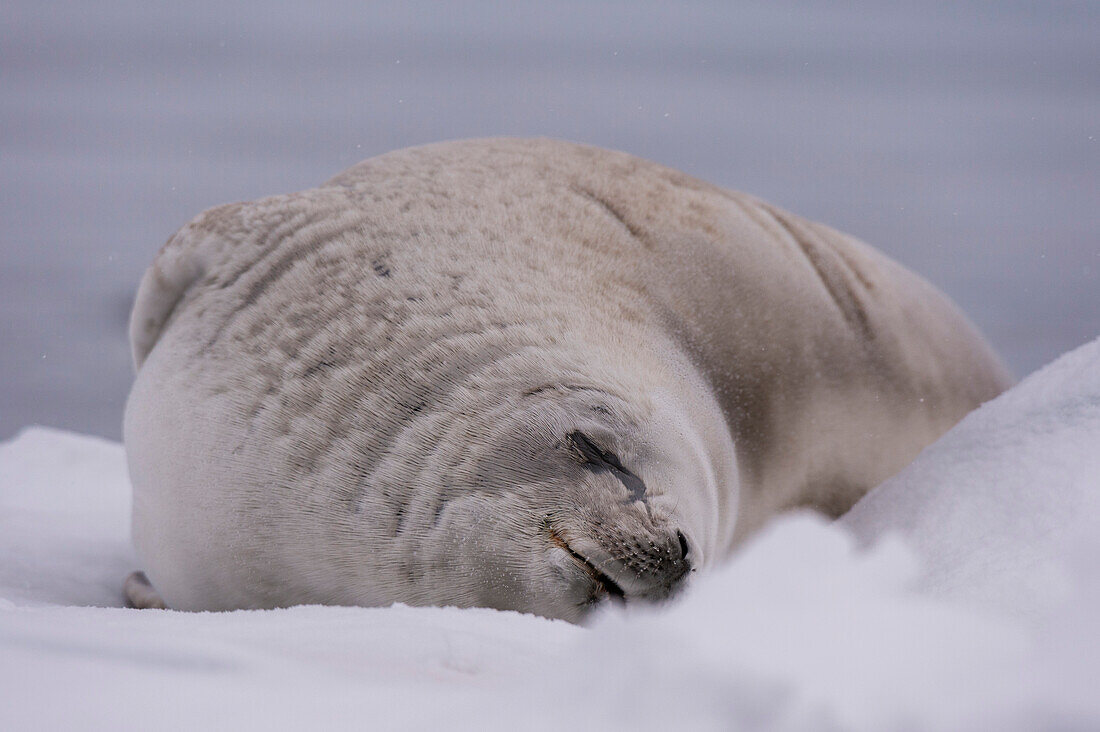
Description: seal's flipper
124,570,167,609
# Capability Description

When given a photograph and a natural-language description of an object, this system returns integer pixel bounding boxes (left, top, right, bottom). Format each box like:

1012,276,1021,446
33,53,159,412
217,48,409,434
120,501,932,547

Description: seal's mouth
547,526,626,605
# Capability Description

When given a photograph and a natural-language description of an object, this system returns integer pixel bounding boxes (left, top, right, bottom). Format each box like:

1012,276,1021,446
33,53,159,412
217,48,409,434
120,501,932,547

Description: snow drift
2,338,1099,730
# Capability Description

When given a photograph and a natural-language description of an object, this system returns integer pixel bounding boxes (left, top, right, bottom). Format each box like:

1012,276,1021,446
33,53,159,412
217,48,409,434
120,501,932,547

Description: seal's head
396,349,738,623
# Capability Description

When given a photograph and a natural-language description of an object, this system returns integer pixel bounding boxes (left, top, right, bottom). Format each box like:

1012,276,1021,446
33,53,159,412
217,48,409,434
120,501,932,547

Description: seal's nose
676,529,691,561
603,529,692,602
646,529,693,599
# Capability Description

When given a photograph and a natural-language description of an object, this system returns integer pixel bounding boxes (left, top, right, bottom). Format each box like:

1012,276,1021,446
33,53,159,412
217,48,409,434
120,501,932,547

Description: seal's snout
614,529,692,602
551,522,692,609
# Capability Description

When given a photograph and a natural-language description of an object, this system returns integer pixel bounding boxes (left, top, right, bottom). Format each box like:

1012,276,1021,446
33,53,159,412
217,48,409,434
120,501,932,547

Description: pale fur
124,138,1012,621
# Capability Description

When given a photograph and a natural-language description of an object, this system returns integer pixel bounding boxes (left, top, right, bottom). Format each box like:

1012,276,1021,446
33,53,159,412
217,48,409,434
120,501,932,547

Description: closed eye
566,431,647,503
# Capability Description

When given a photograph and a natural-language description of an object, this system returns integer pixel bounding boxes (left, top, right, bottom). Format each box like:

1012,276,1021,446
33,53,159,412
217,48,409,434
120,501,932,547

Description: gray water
2,1,1098,441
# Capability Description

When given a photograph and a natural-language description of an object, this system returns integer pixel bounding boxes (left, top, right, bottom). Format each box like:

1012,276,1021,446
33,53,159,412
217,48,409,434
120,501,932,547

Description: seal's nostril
676,530,689,560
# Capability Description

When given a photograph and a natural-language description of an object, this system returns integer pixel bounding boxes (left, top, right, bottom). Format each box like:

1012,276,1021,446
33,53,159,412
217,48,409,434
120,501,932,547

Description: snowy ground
2,338,1098,731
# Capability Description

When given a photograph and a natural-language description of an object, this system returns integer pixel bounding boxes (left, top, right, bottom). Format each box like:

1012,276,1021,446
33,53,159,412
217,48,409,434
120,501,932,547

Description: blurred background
2,1,1097,441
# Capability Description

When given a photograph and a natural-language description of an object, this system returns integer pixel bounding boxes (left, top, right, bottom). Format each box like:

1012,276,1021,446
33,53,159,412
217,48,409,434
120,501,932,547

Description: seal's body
124,138,1010,621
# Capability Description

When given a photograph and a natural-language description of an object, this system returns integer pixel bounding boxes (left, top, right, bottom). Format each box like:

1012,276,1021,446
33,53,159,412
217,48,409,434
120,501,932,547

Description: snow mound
2,338,1099,731
841,335,1100,622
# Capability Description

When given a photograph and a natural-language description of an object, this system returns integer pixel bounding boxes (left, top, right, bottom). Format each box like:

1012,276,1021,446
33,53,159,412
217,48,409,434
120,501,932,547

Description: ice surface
2,338,1099,730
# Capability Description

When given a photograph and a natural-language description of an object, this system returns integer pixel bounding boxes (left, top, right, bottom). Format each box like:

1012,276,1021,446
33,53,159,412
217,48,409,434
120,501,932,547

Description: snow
2,338,1100,730
841,334,1100,622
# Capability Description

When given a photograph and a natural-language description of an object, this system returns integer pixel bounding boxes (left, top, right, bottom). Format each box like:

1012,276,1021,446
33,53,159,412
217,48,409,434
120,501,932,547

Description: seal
123,138,1011,621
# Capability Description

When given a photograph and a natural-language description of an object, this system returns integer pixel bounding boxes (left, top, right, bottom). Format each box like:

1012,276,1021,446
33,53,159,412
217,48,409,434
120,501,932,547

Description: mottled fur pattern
124,138,1011,622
